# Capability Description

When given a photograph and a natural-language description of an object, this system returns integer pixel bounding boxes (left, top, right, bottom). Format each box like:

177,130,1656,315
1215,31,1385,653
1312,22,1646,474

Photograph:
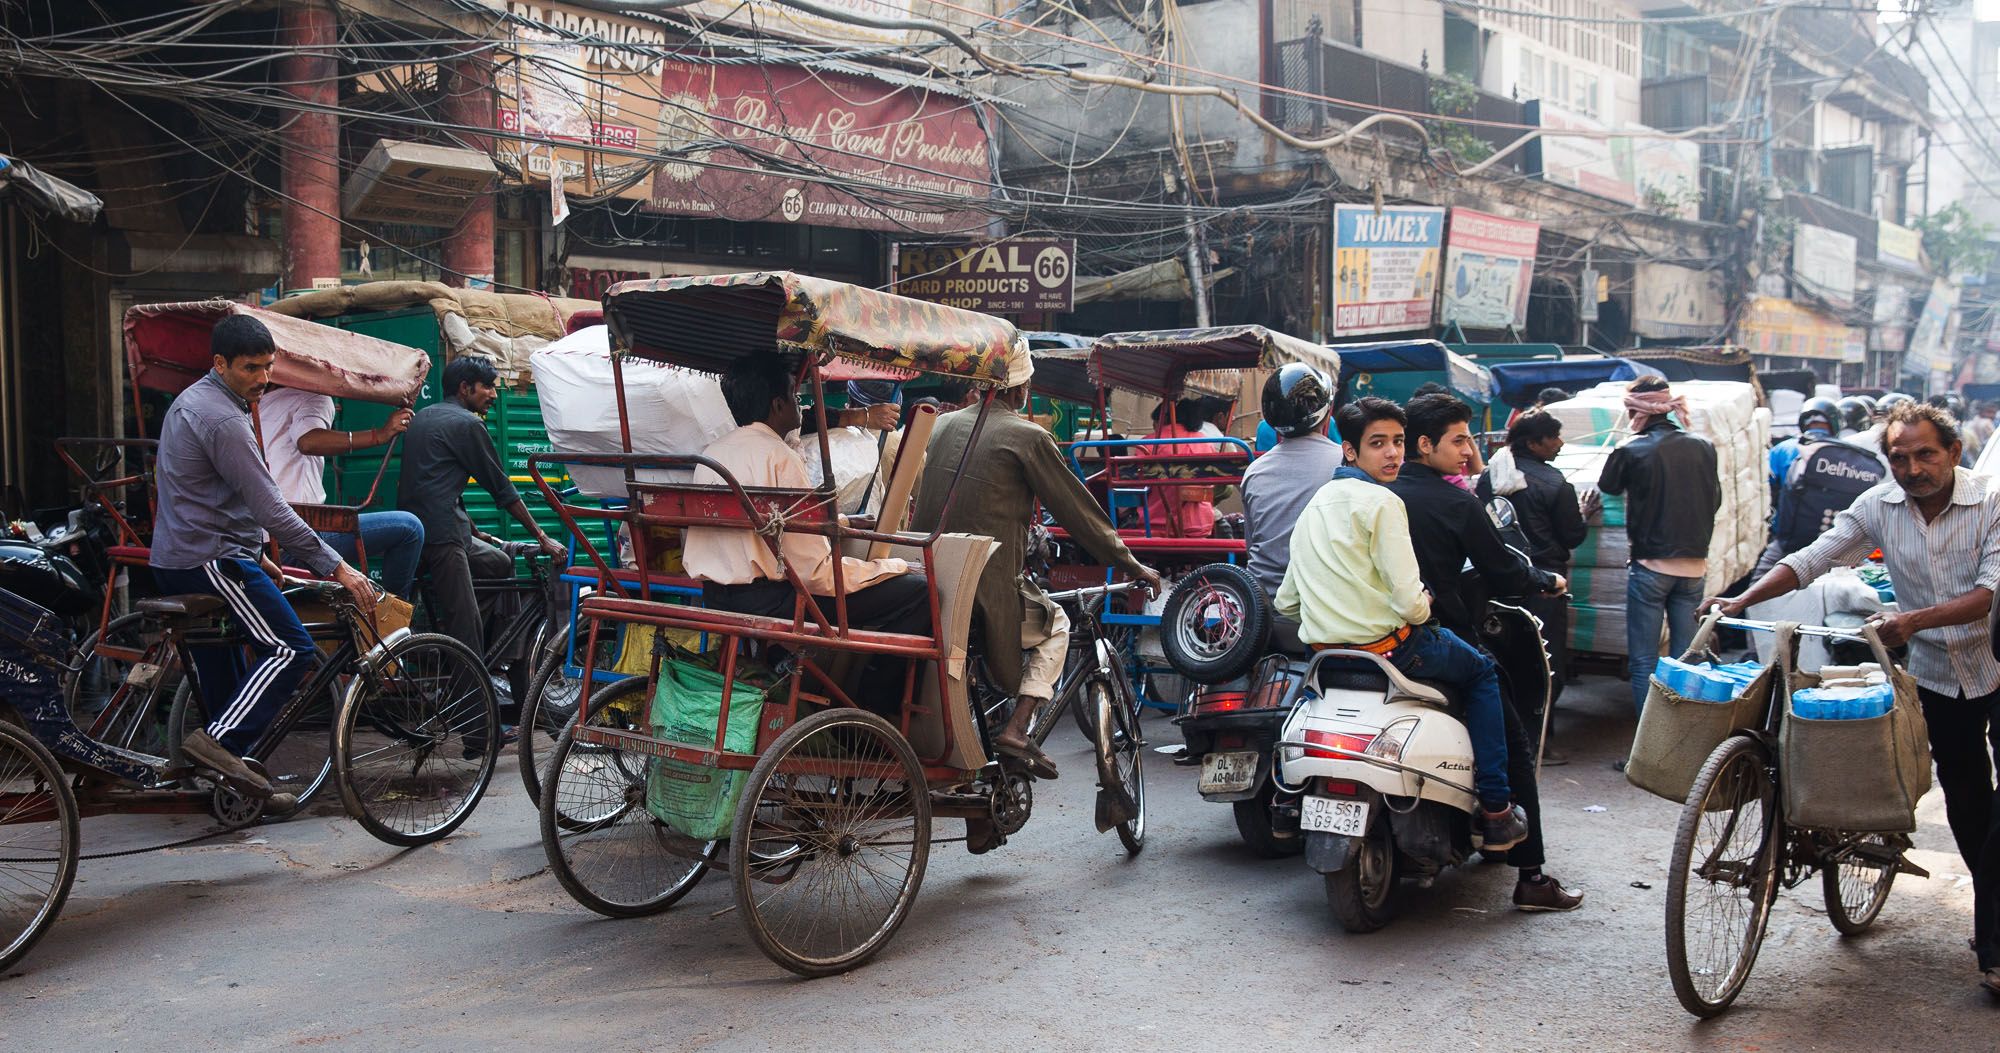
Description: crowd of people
144,314,1996,995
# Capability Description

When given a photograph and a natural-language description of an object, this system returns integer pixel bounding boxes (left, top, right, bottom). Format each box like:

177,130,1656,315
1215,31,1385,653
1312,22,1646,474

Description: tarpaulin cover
0,155,102,223
1488,357,1661,408
1335,340,1493,403
604,271,1019,386
1089,325,1336,397
124,301,431,404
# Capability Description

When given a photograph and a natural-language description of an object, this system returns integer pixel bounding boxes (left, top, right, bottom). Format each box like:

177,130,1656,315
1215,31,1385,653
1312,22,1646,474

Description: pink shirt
1143,423,1219,538
682,423,908,593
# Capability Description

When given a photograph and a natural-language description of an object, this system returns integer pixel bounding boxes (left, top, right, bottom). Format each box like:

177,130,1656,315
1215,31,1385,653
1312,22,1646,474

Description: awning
0,155,101,223
1090,325,1335,397
1487,357,1661,409
1024,332,1098,404
1334,340,1493,404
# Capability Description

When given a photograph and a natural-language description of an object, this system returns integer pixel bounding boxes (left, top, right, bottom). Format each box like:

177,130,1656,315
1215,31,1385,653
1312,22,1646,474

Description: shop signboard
1909,278,1959,372
890,239,1075,314
1791,223,1858,308
1736,296,1862,362
1633,262,1726,339
1439,209,1538,331
1877,220,1924,273
650,60,991,235
1632,137,1702,219
1331,204,1445,336
1526,101,1636,205
496,0,909,49
495,19,662,203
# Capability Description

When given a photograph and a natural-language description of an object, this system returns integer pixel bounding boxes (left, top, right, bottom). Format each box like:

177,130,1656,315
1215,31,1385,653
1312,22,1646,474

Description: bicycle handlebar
1709,615,1869,641
1045,581,1145,605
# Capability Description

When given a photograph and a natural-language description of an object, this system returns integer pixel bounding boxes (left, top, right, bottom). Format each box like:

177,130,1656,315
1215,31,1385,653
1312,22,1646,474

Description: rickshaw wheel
539,677,715,919
334,632,498,847
0,722,78,973
731,707,930,978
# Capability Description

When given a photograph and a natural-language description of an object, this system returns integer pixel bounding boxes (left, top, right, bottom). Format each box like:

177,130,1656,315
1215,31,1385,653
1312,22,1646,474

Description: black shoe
1514,874,1585,912
1478,804,1529,852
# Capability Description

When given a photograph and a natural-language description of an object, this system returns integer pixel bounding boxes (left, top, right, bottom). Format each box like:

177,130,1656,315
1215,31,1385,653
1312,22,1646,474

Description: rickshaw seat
562,564,702,595
578,594,935,651
138,594,227,619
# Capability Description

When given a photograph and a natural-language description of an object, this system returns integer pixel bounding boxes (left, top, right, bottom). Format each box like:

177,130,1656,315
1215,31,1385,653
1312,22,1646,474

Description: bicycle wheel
334,632,498,847
0,723,78,972
1665,734,1780,1019
1822,833,1898,936
1091,676,1145,855
517,636,582,807
540,679,715,918
167,675,338,812
63,612,175,755
732,708,930,977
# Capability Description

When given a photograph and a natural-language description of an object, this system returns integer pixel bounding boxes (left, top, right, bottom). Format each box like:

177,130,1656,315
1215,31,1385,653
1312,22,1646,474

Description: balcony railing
1267,34,1532,173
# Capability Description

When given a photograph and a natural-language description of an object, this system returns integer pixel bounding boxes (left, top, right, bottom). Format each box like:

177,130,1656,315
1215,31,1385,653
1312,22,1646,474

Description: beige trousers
1018,585,1072,700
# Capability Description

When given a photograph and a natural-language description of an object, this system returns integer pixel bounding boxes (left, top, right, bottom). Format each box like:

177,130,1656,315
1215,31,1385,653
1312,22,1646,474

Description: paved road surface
4,677,1988,1051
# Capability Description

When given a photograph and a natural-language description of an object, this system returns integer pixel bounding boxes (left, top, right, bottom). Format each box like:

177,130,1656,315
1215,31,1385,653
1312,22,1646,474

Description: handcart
527,272,1147,978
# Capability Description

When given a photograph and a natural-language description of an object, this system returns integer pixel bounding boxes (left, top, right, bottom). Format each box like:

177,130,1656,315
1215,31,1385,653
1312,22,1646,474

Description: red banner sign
650,61,991,235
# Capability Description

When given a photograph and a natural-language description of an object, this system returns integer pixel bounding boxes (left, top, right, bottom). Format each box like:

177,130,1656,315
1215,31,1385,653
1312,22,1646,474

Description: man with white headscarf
910,342,1162,792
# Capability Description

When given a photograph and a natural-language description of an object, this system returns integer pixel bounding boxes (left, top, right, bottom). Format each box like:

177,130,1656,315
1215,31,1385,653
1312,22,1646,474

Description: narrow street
3,676,1983,1052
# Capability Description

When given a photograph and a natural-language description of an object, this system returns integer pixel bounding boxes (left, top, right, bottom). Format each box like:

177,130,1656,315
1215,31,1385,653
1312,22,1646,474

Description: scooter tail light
1195,691,1246,714
1319,779,1361,797
1303,729,1375,759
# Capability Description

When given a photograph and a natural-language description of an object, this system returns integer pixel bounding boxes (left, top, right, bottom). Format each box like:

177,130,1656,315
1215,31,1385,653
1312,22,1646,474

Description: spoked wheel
1090,676,1146,855
1324,814,1400,933
334,632,498,847
0,722,78,972
64,613,175,755
732,708,930,977
1822,832,1898,936
1666,734,1780,1019
540,677,715,918
517,635,583,807
168,675,338,815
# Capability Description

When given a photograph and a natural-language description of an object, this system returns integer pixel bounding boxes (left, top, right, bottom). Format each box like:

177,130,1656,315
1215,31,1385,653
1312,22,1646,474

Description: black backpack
1775,438,1884,554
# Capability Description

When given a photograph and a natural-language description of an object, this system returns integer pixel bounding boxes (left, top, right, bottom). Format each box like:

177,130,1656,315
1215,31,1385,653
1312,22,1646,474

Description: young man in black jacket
1388,393,1583,912
1477,411,1592,728
1598,377,1720,717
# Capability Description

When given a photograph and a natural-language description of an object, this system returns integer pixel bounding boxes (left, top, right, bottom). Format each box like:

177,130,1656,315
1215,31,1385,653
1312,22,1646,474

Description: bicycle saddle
137,594,228,619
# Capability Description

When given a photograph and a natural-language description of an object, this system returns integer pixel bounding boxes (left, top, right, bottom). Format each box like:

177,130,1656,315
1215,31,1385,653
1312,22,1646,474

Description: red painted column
278,2,341,290
440,55,497,288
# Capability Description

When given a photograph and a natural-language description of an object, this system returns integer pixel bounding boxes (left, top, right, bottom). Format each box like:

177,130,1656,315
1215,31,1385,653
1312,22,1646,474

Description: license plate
1299,795,1371,836
1198,750,1259,794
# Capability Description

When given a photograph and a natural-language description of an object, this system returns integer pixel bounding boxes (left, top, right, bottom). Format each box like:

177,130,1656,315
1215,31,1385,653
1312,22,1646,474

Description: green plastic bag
644,658,767,841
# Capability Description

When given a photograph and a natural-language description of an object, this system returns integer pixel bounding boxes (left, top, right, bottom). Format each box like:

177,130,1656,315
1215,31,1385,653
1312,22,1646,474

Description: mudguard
1305,829,1358,874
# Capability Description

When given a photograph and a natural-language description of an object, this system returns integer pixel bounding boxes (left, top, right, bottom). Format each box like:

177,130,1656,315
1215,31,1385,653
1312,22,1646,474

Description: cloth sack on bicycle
1626,615,1786,802
645,657,766,841
1778,625,1931,833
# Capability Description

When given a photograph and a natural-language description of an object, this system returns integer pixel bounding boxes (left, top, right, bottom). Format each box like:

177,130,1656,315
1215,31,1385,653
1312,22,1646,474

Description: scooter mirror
1485,497,1517,530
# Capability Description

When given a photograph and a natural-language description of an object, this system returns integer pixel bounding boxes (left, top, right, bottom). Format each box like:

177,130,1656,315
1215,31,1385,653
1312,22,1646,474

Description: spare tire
1160,563,1271,684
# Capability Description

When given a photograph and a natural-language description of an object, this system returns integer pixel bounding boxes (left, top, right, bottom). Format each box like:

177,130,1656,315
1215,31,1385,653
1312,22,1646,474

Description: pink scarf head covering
1625,387,1689,431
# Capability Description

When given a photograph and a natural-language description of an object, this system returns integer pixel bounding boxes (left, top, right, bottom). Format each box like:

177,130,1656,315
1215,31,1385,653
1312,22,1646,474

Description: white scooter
1274,593,1551,933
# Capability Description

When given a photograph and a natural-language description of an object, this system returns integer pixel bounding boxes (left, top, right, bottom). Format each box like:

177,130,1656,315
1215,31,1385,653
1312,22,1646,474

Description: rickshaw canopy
1024,332,1098,406
1336,340,1492,405
602,271,1021,386
123,300,432,405
1089,325,1338,398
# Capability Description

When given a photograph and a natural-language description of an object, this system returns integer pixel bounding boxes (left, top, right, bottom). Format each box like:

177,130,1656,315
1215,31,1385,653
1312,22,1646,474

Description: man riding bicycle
149,314,379,807
909,350,1162,788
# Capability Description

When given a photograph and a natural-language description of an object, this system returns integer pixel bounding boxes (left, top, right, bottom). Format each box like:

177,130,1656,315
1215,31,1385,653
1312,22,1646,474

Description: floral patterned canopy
603,271,1020,386
1089,324,1339,398
123,300,431,405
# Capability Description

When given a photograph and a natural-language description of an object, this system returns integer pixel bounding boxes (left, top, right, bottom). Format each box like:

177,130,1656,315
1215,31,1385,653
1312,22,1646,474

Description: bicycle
1664,617,1928,1018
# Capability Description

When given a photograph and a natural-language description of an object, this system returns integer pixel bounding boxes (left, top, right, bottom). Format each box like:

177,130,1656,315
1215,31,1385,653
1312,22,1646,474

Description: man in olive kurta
910,358,1160,779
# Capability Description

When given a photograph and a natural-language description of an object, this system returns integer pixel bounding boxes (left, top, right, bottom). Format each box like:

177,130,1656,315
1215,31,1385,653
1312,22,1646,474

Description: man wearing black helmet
1754,397,1885,578
1836,395,1876,440
1241,363,1343,614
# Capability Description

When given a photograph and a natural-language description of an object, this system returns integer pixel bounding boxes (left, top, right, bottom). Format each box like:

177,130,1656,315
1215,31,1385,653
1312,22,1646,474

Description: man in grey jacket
150,314,378,804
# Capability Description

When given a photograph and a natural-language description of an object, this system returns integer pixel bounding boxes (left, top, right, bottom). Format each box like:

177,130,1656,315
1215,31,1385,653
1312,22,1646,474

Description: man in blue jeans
260,384,424,595
1598,377,1720,717
149,314,380,807
1275,397,1529,851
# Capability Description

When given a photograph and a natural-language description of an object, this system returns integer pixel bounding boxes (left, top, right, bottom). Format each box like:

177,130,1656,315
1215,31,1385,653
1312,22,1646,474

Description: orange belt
1312,624,1414,656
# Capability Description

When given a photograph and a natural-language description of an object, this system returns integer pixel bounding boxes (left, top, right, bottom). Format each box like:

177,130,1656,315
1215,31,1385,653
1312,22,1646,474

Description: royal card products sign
1332,204,1445,336
890,239,1075,314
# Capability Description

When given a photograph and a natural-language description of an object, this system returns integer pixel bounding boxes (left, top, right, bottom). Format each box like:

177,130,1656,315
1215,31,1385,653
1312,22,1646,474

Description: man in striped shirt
1710,400,2000,997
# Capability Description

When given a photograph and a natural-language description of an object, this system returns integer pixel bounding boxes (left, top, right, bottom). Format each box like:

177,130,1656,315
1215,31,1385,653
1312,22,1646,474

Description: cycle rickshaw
0,302,501,972
527,271,1147,977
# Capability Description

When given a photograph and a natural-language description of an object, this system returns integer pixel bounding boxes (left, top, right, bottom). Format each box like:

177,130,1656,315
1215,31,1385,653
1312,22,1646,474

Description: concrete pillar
279,2,341,289
440,56,497,288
